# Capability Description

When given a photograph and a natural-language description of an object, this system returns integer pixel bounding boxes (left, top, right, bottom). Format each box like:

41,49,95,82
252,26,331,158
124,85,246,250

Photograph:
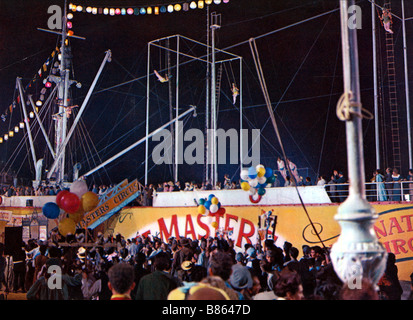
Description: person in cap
181,261,194,282
229,264,253,300
171,238,194,280
77,247,86,262
245,247,261,278
235,252,245,265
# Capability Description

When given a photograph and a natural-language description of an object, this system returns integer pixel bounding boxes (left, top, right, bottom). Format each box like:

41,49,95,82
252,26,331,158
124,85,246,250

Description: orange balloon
211,221,218,229
69,210,84,224
81,191,99,212
58,218,76,237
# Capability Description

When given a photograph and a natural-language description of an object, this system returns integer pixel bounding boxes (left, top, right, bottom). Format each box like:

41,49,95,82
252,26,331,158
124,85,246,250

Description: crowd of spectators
2,167,412,204
0,231,410,300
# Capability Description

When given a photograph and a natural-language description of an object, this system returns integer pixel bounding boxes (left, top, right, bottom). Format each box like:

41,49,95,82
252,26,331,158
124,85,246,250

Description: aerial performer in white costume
154,70,171,83
277,157,287,181
231,83,239,105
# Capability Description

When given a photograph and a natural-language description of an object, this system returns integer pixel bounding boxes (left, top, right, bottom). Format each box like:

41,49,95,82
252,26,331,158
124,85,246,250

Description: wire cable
249,37,327,250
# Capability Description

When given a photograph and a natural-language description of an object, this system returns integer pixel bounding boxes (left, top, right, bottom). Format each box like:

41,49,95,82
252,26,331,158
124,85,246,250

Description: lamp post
330,0,387,286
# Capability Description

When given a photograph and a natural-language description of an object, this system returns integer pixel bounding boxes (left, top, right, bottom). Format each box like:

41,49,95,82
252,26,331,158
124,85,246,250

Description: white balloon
70,180,89,198
249,178,258,188
249,187,257,195
210,204,219,214
240,169,249,181
258,176,267,184
256,164,265,171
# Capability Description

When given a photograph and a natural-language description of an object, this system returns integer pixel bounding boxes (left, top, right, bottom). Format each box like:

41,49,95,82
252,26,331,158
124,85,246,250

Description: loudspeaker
4,227,22,256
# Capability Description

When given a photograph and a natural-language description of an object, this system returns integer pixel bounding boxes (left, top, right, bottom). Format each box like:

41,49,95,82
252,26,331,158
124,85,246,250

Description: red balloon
216,207,226,217
56,190,69,208
59,192,80,214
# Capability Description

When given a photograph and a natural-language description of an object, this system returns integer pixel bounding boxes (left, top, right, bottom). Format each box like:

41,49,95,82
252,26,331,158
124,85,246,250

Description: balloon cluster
197,194,226,219
240,165,275,201
42,180,100,237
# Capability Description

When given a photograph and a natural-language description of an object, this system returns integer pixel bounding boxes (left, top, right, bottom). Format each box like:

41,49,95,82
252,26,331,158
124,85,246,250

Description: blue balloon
264,167,273,178
199,198,206,205
208,194,215,201
204,200,212,210
257,183,267,189
42,202,60,219
248,167,257,179
258,188,266,196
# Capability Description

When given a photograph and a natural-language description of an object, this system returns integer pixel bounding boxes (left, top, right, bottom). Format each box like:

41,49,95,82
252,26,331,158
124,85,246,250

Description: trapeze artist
154,70,171,83
231,83,239,105
380,8,394,34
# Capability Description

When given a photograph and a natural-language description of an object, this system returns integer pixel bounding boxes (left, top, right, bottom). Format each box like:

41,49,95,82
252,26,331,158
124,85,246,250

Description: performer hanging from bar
231,83,239,105
154,70,170,83
380,8,394,34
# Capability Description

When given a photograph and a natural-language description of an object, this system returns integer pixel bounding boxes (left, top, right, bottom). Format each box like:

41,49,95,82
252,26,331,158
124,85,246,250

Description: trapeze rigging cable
90,7,342,99
235,13,333,181
223,7,340,52
249,37,327,250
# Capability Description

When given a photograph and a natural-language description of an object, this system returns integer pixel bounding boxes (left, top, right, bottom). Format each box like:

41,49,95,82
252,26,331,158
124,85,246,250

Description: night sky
1,0,413,187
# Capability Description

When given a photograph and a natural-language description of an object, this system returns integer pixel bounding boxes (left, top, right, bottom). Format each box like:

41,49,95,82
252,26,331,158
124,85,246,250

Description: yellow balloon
211,197,219,205
58,218,76,237
241,181,251,191
211,221,218,229
69,210,84,224
257,167,266,178
198,205,206,214
81,191,99,212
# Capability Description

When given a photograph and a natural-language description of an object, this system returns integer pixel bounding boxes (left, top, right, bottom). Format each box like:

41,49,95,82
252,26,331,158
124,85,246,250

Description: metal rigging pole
210,12,221,187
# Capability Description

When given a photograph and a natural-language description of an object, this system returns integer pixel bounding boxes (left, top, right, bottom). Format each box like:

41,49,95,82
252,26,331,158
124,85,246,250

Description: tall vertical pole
211,20,216,187
145,43,151,186
174,37,180,183
55,2,68,183
372,0,380,170
47,50,112,180
205,6,210,184
210,14,220,187
331,0,387,286
239,58,243,172
402,0,412,169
